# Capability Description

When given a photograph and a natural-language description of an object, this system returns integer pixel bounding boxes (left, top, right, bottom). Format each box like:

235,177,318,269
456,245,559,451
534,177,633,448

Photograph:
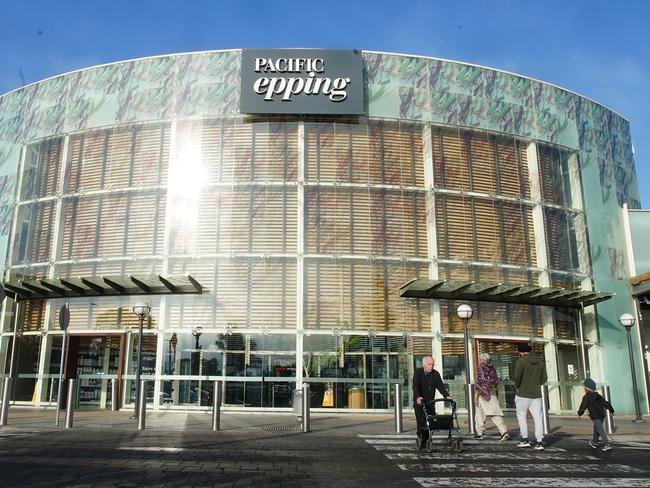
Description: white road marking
371,444,565,451
359,434,419,439
117,447,186,453
414,478,650,487
399,463,642,474
385,452,601,461
614,441,650,450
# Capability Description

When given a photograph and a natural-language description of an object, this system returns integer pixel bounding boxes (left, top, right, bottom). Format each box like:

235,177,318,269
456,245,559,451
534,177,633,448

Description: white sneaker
517,439,531,448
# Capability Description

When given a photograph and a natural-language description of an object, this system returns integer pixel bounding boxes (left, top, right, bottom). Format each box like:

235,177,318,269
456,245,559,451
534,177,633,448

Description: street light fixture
618,313,645,423
456,304,475,435
132,302,151,420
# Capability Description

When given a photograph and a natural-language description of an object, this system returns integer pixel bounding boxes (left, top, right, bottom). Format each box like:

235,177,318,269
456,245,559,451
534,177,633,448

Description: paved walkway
1,408,650,487
2,407,650,440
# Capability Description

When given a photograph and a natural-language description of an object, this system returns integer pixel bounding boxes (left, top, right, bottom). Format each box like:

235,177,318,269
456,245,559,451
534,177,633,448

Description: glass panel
13,335,42,402
303,334,407,409
11,201,56,265
304,259,430,331
556,343,585,412
440,299,543,337
75,335,121,407
21,137,63,200
126,333,157,406
305,121,424,187
475,341,547,410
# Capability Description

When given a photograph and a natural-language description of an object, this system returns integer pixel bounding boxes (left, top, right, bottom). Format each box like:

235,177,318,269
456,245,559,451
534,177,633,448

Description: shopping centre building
0,49,647,415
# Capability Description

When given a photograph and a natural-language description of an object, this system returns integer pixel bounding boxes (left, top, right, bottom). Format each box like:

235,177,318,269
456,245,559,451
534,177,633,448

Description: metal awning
631,271,650,299
399,279,612,308
2,275,204,301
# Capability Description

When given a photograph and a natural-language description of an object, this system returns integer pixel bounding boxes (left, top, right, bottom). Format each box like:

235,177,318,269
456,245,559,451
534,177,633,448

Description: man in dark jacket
513,343,547,450
413,356,452,446
578,377,614,451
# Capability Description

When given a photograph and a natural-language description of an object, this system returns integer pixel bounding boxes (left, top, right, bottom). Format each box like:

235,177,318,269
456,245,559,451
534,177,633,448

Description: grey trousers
592,418,609,444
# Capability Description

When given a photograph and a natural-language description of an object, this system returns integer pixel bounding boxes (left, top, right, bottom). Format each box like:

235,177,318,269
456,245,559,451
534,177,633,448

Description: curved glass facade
0,50,645,414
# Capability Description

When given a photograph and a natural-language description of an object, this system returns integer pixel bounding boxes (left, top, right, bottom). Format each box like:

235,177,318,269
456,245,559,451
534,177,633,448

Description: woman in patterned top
475,352,510,441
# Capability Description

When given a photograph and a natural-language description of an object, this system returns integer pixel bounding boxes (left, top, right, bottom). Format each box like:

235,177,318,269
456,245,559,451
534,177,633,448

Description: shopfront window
303,334,408,409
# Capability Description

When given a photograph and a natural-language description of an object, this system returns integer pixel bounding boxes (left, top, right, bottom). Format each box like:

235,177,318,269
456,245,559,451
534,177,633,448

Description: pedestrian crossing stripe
360,434,646,488
386,452,600,461
399,462,643,474
414,478,650,487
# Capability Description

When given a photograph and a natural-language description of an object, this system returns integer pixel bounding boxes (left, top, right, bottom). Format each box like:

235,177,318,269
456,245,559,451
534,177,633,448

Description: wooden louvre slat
248,259,296,328
538,145,567,206
469,132,497,194
124,191,166,256
305,260,429,332
305,121,424,187
544,207,569,271
473,198,500,262
221,120,253,181
21,137,63,200
18,201,56,264
440,195,473,260
131,125,170,187
502,202,535,266
67,130,105,193
437,129,470,190
67,125,172,193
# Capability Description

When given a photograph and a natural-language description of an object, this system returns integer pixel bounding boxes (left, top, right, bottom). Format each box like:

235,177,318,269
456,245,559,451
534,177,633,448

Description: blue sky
1,0,648,205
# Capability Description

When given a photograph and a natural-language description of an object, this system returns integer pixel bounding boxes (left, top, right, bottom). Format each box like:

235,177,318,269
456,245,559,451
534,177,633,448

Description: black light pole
619,313,645,423
132,302,151,420
456,304,475,435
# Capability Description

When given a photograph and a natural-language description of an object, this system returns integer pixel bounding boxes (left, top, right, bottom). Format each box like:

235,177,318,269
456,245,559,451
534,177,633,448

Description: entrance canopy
631,271,650,306
399,279,612,309
2,275,204,301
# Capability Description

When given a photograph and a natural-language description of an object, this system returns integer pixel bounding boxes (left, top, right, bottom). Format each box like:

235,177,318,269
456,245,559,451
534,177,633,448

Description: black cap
517,343,532,353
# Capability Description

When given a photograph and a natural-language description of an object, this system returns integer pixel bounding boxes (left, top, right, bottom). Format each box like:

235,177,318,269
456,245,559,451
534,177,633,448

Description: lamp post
132,302,151,420
456,304,475,435
618,313,645,423
192,327,203,404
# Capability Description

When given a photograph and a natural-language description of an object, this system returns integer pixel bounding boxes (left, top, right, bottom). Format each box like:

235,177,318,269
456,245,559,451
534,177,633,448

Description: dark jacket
412,368,449,405
578,390,614,420
513,352,547,399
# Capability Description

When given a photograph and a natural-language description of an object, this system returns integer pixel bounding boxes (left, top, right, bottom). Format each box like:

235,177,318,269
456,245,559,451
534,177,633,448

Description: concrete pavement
2,408,650,487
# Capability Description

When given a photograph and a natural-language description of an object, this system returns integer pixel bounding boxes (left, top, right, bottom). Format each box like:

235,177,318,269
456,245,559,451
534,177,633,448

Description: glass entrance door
475,340,546,410
71,335,124,409
475,341,519,409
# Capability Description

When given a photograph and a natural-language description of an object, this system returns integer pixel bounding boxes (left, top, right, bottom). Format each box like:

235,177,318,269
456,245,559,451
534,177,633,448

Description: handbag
322,385,334,407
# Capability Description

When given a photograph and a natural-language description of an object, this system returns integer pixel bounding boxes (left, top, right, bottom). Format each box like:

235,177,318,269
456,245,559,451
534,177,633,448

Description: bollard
65,379,77,429
212,380,222,431
75,379,81,409
55,378,63,427
540,384,550,436
466,383,476,435
137,381,146,430
111,379,119,411
602,385,615,435
302,383,310,433
0,378,12,425
394,383,403,433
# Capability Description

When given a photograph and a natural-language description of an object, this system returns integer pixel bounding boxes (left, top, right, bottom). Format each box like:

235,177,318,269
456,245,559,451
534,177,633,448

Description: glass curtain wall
0,116,591,412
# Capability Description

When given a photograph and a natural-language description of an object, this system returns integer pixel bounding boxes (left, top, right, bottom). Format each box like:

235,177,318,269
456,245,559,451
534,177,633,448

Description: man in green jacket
513,343,547,450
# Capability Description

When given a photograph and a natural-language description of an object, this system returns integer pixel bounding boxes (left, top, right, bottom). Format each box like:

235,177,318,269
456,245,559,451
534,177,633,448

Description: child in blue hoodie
578,378,614,452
